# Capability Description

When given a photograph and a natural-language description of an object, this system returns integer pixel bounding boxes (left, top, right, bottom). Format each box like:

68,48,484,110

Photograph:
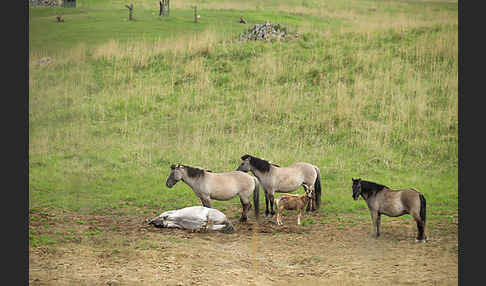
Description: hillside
29,0,458,216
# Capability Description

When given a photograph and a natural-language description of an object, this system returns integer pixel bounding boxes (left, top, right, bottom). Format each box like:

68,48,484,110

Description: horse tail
253,177,260,218
313,166,322,209
419,193,426,224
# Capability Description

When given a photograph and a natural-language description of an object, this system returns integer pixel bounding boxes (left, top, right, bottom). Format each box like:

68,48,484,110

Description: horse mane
241,154,272,173
182,165,206,178
360,179,389,195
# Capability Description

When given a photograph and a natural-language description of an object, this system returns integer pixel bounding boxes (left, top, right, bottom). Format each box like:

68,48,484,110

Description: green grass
29,227,57,247
29,3,335,53
29,0,457,221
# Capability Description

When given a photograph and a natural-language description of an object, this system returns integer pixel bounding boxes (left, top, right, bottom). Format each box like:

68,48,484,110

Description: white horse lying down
148,206,235,233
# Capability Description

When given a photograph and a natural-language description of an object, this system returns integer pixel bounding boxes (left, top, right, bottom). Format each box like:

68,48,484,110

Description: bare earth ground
29,206,457,286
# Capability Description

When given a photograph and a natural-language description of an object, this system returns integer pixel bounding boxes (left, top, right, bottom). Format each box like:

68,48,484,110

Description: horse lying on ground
352,178,427,242
148,206,235,233
166,164,260,222
275,187,313,225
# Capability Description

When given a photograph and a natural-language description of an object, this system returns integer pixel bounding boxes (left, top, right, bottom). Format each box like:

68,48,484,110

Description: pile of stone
237,21,287,41
30,0,60,7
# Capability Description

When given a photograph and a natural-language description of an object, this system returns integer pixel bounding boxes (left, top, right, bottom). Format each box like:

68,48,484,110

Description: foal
275,186,313,225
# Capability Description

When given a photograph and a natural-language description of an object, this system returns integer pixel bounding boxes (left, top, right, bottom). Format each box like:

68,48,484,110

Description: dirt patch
29,208,457,285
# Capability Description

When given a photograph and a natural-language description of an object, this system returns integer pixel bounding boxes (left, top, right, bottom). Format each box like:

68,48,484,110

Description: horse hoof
415,239,426,243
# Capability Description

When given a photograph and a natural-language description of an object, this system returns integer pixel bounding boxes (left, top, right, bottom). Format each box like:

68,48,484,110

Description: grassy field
29,0,457,240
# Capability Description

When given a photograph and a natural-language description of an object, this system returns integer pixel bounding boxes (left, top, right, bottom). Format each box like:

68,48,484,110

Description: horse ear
170,164,176,169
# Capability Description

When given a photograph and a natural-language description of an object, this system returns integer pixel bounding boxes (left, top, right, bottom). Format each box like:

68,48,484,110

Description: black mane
360,179,389,194
241,154,272,173
182,165,206,178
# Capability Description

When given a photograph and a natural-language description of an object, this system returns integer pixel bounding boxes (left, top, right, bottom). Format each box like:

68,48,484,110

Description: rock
237,21,287,41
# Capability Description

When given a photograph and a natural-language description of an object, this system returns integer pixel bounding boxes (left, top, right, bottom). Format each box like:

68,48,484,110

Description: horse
351,178,427,242
275,187,313,225
165,164,260,222
236,154,322,218
148,206,235,233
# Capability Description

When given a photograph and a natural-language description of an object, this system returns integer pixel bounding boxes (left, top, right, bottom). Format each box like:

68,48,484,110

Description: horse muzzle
166,180,176,188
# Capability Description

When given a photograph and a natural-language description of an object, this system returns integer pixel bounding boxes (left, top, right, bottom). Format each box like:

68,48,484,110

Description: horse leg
297,209,302,225
376,213,381,237
264,188,270,218
276,206,282,225
268,192,276,217
304,184,312,212
200,197,211,208
412,213,426,242
310,185,317,212
276,201,285,225
415,220,426,242
370,211,380,238
309,184,317,212
239,197,250,222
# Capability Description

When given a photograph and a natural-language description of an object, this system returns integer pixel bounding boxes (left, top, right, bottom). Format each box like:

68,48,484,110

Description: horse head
305,188,313,199
352,178,362,200
236,155,252,172
237,154,271,173
166,164,184,188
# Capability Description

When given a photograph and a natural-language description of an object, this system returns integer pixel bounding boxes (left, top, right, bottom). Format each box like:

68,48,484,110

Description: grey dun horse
166,164,260,221
236,154,322,218
352,178,427,242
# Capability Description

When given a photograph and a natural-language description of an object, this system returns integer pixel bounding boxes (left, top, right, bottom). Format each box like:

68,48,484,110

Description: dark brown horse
352,178,427,242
